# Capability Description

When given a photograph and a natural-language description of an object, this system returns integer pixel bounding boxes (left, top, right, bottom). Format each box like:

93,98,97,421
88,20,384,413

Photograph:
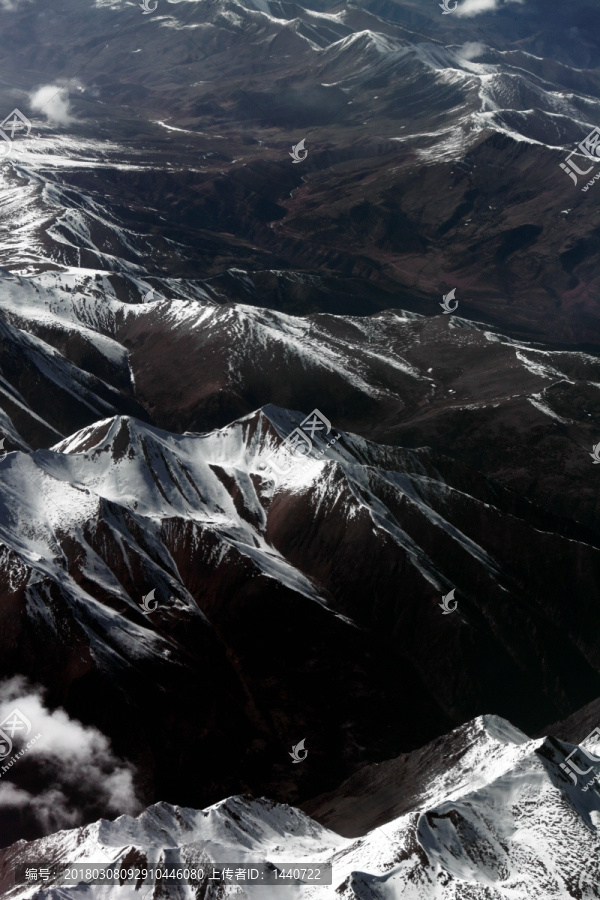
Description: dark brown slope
115,302,600,535
1,408,600,848
300,719,494,838
0,0,599,347
542,696,600,746
0,316,151,449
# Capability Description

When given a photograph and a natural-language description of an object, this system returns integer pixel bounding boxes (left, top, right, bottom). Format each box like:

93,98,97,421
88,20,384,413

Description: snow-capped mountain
2,714,600,899
1,274,599,532
0,0,600,888
1,400,600,841
0,0,598,343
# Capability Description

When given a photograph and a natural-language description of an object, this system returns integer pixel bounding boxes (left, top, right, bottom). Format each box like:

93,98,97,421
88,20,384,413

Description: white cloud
456,0,524,17
29,84,74,126
457,41,486,61
0,781,29,806
0,784,84,833
0,678,142,833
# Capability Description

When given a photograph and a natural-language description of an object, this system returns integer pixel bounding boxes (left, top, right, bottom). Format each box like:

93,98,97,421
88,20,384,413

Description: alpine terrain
0,0,599,896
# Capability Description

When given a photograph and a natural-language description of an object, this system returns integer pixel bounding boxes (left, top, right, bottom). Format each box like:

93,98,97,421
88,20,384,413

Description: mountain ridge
0,405,599,849
3,712,600,899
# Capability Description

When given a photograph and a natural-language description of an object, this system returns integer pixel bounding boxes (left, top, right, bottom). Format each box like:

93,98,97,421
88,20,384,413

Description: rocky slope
1,405,600,848
0,0,599,343
0,0,599,884
2,714,600,899
1,277,599,534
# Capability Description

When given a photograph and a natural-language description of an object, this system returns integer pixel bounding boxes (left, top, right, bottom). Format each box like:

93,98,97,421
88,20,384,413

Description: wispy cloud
0,678,141,835
456,0,524,17
0,0,33,8
29,84,74,126
457,41,486,61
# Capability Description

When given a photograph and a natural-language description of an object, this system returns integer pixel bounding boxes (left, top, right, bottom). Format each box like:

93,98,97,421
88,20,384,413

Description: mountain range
3,715,600,898
0,0,600,895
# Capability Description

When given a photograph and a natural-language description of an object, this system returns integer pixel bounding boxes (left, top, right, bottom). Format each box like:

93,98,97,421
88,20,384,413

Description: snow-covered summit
3,714,600,899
